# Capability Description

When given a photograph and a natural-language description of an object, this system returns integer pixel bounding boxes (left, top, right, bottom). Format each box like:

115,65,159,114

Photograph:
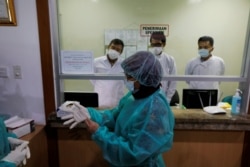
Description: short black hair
150,31,166,44
198,36,214,46
109,38,124,52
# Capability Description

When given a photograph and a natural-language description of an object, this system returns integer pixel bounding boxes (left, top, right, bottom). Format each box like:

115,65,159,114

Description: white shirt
185,55,225,96
91,55,124,108
156,52,177,102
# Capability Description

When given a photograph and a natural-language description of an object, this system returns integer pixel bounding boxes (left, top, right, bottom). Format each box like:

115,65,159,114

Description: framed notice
0,0,16,26
61,50,94,74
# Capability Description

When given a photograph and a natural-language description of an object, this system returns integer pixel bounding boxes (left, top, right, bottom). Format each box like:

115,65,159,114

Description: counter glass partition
49,0,250,113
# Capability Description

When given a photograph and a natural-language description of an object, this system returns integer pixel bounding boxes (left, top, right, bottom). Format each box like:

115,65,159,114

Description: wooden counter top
173,108,250,130
20,125,49,167
48,108,250,131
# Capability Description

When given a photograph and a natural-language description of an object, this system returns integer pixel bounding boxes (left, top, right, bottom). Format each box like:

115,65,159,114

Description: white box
4,116,35,138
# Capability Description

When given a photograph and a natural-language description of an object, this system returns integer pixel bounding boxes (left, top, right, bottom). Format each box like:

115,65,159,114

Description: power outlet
0,66,9,78
13,65,22,79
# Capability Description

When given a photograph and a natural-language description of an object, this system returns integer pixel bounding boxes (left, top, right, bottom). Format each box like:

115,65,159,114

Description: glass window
50,0,250,112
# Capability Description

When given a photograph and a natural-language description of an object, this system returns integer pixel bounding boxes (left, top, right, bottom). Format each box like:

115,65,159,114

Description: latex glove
60,101,91,129
8,137,29,150
7,137,31,165
2,142,30,166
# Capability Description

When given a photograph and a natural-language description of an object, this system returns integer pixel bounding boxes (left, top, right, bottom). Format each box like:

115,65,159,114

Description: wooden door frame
36,0,59,166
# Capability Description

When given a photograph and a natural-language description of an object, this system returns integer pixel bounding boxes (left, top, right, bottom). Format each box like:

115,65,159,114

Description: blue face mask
198,49,209,58
124,80,135,92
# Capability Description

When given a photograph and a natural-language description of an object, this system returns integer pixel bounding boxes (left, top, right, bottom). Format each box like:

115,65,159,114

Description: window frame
48,0,250,114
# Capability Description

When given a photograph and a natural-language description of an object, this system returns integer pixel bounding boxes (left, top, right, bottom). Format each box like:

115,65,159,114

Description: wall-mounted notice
140,24,169,37
61,50,94,74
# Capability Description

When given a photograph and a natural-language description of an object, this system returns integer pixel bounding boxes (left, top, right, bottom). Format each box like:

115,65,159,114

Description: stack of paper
4,116,35,138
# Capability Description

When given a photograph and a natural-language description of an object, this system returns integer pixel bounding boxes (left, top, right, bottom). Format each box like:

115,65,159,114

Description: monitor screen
182,89,218,109
64,92,99,107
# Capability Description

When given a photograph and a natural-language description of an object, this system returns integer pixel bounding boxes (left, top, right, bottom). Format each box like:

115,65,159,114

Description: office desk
47,109,250,167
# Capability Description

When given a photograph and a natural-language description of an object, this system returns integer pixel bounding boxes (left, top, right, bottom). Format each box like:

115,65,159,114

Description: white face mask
150,47,163,56
198,49,210,58
108,49,120,60
124,80,139,93
124,80,135,92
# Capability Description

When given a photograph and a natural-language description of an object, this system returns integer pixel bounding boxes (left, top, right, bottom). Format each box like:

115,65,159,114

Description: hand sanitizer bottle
231,89,242,115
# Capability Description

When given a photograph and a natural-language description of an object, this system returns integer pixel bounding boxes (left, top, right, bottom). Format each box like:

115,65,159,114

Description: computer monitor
182,89,218,109
63,92,99,107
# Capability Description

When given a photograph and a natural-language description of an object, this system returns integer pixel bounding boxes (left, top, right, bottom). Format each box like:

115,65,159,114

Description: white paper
5,116,33,128
126,29,137,45
203,106,226,114
61,50,94,74
4,116,19,125
115,30,127,44
124,46,137,58
104,29,116,45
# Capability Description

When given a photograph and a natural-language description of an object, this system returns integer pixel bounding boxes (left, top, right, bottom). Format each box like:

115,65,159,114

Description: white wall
0,0,45,124
58,0,250,100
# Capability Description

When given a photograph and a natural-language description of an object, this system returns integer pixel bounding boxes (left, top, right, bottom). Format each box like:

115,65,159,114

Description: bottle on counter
231,89,242,115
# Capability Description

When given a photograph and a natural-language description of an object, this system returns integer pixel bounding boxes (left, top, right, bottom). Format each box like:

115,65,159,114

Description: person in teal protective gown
62,51,175,167
0,117,30,167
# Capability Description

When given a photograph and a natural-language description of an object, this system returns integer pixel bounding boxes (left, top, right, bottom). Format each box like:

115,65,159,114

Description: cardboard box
4,116,35,138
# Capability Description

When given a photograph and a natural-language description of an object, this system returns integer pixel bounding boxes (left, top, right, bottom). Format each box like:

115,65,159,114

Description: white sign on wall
61,50,94,74
140,24,169,37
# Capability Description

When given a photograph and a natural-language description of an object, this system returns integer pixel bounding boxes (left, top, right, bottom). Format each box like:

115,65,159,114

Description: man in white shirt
150,32,177,103
185,36,225,96
91,39,125,108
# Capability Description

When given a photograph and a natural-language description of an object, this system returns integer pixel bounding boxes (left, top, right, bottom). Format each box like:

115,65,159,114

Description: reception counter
174,109,250,130
47,108,250,167
20,125,48,167
48,108,250,130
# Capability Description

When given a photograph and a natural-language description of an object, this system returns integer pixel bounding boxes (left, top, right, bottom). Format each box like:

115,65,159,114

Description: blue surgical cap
121,51,163,87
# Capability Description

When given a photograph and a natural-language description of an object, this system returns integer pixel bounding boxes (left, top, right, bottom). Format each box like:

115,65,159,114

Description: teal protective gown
0,118,16,167
87,89,175,167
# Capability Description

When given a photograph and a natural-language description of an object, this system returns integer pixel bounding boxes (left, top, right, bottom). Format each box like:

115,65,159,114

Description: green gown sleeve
0,118,17,167
0,161,16,167
88,91,175,166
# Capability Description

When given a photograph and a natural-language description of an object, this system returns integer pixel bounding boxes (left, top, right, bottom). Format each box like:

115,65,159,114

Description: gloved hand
2,142,30,166
8,137,29,150
60,101,91,129
7,137,31,165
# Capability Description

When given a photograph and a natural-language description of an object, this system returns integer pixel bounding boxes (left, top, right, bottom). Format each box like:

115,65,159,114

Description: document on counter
61,50,94,74
4,116,35,138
